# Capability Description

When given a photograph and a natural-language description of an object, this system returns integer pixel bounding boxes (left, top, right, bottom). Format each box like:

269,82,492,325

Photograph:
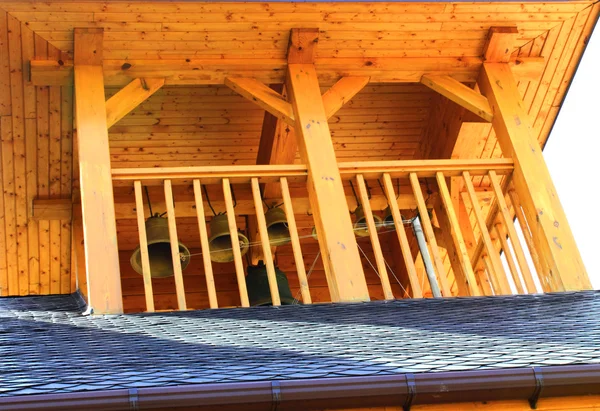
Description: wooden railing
112,158,549,312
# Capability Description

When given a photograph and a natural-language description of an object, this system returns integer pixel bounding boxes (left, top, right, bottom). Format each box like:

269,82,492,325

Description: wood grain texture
74,28,123,314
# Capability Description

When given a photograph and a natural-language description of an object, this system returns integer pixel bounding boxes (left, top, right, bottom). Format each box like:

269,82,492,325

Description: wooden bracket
322,76,370,119
225,77,295,126
105,77,165,128
421,75,493,122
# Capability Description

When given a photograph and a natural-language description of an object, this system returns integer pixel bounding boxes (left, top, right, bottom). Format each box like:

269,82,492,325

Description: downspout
412,216,442,298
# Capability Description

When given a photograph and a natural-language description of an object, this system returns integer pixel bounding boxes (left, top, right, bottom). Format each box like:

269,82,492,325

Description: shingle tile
1,291,600,397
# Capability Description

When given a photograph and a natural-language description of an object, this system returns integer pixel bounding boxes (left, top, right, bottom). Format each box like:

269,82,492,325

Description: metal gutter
1,364,600,410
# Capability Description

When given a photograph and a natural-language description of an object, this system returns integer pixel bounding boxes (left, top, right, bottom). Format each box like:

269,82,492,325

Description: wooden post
73,28,123,314
287,63,370,303
478,63,591,291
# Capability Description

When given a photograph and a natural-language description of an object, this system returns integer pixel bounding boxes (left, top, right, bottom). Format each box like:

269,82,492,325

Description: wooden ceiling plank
322,76,370,119
421,75,493,122
224,77,295,126
105,77,165,128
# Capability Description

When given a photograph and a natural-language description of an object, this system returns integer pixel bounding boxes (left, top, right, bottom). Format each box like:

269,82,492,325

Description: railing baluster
462,171,511,295
494,222,524,294
280,177,311,304
435,172,480,296
481,254,499,295
409,172,452,297
192,179,218,309
133,181,155,312
222,178,250,307
488,171,536,294
382,173,422,298
476,269,494,296
164,179,187,310
508,187,549,292
250,178,281,306
356,174,393,300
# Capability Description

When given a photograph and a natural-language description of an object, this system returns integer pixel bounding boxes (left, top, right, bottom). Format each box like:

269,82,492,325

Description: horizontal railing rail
109,158,550,313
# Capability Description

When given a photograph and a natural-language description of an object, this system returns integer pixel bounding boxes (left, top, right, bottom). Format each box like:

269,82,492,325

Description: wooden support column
478,61,590,290
73,28,123,314
287,30,369,302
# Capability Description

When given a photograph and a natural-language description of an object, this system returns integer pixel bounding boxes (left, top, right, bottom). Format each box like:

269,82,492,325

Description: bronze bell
311,226,318,240
208,214,250,263
265,207,291,246
382,206,397,229
246,261,296,306
353,205,383,237
130,216,191,278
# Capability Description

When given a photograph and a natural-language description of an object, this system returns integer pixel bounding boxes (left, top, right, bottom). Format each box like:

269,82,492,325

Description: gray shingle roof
1,291,599,397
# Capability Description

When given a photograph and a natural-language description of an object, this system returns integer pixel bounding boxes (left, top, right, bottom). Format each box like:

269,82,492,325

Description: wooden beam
105,77,164,128
31,198,72,221
287,28,319,64
322,76,370,119
421,75,493,122
225,77,295,126
73,28,123,314
478,62,591,291
287,63,369,303
30,56,545,87
483,26,519,63
110,159,513,184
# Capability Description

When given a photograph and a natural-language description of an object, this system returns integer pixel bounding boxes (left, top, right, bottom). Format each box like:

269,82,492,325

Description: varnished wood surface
0,1,597,299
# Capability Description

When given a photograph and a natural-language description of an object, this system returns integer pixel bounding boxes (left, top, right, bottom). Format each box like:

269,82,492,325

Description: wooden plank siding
0,13,73,296
0,1,596,299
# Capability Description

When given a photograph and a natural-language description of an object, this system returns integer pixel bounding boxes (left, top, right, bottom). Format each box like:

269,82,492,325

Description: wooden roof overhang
1,0,596,153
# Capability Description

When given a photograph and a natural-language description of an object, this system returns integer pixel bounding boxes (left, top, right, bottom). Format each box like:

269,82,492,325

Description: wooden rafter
420,75,493,122
105,77,165,128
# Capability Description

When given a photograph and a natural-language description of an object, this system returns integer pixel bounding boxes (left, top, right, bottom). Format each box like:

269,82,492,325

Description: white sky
543,24,600,288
